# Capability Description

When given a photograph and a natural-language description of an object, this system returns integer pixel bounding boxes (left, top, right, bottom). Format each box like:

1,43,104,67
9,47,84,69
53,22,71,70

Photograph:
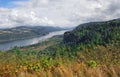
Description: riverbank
0,30,68,51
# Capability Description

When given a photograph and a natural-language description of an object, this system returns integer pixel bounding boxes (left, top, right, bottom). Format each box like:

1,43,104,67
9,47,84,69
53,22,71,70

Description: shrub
87,60,97,68
40,57,53,69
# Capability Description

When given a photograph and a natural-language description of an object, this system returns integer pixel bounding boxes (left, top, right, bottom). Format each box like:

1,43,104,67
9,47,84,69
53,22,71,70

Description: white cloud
0,0,120,28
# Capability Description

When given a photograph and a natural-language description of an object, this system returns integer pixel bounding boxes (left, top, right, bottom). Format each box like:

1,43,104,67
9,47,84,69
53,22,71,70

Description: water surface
0,30,67,51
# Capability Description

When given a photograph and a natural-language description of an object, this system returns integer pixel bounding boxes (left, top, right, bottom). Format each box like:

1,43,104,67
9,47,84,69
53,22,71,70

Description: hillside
0,19,120,77
0,26,62,43
63,19,120,45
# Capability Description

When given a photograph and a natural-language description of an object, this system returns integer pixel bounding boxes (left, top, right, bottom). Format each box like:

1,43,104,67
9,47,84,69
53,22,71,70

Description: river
0,30,68,51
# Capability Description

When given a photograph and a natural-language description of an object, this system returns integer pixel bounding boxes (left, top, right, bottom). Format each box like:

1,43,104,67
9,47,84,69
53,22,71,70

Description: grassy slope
0,19,120,77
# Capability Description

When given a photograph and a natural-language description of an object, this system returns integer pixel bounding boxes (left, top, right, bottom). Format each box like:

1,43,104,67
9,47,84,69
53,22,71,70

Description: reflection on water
0,30,68,51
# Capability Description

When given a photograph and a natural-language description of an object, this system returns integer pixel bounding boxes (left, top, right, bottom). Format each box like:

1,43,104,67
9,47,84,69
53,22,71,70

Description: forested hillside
63,19,120,46
0,19,120,77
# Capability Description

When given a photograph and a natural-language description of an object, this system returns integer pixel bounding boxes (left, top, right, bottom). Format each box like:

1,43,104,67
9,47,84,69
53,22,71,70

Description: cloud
0,0,120,28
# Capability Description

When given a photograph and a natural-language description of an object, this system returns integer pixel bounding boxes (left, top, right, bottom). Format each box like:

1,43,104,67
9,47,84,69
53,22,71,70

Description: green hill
63,19,120,46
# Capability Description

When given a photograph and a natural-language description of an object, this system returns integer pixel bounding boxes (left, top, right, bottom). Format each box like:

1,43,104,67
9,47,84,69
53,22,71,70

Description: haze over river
0,30,68,51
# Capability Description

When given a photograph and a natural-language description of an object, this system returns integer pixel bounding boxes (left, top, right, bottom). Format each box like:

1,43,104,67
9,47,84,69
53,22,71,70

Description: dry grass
0,63,119,77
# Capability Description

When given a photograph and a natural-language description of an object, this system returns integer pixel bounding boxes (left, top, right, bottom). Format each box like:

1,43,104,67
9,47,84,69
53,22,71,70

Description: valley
0,30,68,51
0,26,63,43
0,19,120,77
0,0,120,77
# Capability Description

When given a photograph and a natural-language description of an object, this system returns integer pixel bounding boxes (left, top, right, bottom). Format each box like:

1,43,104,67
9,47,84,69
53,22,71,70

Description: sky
0,0,27,8
0,0,120,28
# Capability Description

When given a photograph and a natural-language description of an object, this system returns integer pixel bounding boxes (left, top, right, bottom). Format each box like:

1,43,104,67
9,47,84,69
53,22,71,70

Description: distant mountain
0,26,63,43
63,18,120,45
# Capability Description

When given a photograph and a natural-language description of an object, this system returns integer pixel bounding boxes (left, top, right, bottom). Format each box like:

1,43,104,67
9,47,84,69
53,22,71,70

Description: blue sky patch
0,0,27,8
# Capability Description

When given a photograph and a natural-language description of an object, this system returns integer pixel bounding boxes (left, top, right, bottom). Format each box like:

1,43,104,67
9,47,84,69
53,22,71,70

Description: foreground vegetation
0,19,120,77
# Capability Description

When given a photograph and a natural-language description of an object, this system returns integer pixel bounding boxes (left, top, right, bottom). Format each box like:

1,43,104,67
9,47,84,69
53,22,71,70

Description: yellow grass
0,63,119,77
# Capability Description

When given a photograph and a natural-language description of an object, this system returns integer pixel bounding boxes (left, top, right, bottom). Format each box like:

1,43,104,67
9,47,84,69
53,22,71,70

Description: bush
87,60,97,68
40,57,53,69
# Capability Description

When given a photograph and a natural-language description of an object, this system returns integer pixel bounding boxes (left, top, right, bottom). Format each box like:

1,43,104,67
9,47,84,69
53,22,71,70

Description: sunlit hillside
0,19,120,77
